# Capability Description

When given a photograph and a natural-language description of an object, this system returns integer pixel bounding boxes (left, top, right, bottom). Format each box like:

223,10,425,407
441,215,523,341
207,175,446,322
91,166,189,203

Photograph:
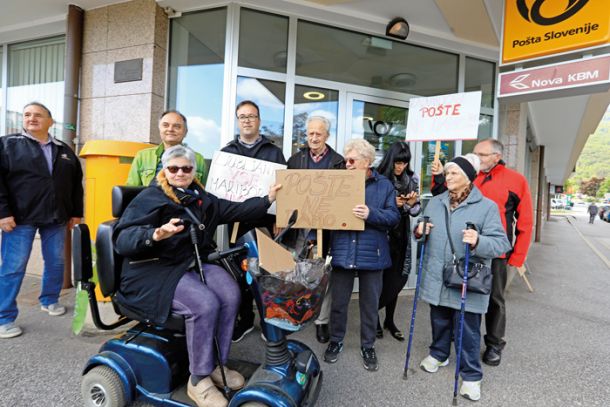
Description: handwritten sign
406,91,482,142
206,151,286,214
275,169,365,231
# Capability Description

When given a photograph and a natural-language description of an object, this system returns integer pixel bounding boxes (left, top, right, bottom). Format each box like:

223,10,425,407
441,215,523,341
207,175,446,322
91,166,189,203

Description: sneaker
187,376,227,407
460,380,481,401
360,347,378,371
210,365,245,390
41,303,66,316
323,341,343,363
0,322,23,339
231,320,254,343
420,355,449,373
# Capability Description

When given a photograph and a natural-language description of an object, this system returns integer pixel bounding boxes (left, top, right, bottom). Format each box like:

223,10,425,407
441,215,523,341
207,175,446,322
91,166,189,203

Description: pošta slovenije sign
275,169,365,231
502,0,610,64
405,91,482,142
205,151,287,214
498,54,610,101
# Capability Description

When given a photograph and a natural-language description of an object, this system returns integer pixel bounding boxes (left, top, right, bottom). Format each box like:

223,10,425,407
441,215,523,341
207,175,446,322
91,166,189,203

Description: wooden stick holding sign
230,222,240,244
434,140,442,162
316,229,323,259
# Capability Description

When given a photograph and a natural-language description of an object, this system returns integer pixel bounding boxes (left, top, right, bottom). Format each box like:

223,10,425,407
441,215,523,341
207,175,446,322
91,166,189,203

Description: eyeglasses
475,152,498,157
346,157,360,165
237,114,259,122
166,165,194,174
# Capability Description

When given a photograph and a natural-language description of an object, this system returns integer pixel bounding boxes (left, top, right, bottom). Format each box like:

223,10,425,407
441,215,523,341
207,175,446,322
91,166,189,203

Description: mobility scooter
73,186,325,406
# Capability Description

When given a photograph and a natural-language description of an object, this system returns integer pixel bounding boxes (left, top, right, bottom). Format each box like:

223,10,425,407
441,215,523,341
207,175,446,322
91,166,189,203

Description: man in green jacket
127,110,207,186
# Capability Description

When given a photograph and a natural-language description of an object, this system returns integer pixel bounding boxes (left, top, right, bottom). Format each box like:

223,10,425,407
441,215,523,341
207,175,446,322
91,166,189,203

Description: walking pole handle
465,222,476,231
420,216,430,242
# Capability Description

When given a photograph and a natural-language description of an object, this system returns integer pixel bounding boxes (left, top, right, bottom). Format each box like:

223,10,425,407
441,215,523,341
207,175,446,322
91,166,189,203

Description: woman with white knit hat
414,154,511,402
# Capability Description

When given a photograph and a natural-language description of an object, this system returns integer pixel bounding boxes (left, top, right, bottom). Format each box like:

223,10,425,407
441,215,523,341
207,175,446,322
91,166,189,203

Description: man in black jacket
287,115,345,343
222,100,286,342
0,102,83,339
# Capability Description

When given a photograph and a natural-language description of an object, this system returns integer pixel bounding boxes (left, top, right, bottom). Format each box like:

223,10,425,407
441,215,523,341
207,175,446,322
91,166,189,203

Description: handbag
442,207,492,295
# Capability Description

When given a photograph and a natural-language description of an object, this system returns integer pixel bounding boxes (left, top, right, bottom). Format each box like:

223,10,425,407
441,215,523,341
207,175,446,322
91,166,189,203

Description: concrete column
79,0,169,145
497,101,528,173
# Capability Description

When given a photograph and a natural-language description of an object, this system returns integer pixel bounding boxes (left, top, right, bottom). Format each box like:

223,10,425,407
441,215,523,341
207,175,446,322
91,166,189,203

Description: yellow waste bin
80,140,152,301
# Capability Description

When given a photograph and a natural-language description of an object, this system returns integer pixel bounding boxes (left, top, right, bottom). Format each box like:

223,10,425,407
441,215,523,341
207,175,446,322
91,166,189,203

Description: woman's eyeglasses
346,158,358,165
166,165,194,174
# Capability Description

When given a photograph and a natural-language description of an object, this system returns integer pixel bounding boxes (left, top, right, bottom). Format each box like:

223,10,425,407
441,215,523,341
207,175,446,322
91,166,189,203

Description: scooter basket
257,258,330,332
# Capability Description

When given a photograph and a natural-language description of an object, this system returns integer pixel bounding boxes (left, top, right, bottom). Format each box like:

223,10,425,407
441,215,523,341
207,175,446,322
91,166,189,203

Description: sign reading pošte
502,0,610,64
498,54,610,100
405,91,482,142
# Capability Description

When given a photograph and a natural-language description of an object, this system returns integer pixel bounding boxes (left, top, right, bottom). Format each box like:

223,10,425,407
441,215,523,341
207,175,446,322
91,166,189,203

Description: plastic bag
258,257,331,332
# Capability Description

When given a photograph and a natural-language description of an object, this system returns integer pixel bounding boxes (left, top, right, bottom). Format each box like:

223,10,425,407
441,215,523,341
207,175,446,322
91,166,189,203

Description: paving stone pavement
1,212,609,406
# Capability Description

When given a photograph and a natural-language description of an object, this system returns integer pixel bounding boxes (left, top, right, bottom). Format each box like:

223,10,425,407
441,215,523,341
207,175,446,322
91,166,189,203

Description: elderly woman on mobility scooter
113,145,281,407
414,154,510,402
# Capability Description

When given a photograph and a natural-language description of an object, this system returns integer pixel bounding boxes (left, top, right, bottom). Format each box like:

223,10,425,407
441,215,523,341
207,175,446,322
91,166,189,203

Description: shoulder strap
443,205,457,262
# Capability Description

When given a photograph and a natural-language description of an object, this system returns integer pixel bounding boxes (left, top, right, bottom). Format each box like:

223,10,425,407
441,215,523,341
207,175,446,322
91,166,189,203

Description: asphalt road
1,214,610,406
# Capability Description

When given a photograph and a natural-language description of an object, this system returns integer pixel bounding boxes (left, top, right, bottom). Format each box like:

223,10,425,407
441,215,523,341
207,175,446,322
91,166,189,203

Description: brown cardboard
275,169,365,231
256,228,295,274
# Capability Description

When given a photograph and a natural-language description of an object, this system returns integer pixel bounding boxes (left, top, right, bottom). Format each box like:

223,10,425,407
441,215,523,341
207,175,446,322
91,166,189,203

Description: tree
580,177,605,197
597,178,610,198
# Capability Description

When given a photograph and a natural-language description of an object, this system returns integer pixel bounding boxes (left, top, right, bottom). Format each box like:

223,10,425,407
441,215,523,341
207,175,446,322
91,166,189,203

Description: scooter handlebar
206,245,248,262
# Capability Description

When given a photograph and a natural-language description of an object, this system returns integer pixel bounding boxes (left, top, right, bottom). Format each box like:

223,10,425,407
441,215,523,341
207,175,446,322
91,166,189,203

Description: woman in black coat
114,145,280,407
375,141,420,341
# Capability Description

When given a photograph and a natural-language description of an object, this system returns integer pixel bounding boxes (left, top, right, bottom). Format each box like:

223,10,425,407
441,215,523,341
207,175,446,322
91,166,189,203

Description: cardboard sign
406,91,482,142
502,0,610,64
275,169,365,231
256,228,295,274
206,151,286,214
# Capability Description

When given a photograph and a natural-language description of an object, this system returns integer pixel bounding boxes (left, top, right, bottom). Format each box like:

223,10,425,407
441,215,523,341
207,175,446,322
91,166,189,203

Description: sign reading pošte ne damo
502,0,610,64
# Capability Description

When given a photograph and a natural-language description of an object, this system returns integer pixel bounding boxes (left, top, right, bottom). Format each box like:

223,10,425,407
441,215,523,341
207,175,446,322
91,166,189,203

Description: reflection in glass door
345,94,409,167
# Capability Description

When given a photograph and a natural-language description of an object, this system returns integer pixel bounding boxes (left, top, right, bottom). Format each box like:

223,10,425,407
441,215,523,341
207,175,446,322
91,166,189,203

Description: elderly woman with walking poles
414,154,510,402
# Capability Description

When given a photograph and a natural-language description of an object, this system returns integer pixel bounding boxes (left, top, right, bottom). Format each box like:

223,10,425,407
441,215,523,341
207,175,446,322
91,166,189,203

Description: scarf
449,183,473,210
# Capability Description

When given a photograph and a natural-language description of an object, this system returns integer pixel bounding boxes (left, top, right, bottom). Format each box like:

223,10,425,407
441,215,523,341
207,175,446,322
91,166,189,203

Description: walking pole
452,222,475,406
187,220,231,398
403,216,430,380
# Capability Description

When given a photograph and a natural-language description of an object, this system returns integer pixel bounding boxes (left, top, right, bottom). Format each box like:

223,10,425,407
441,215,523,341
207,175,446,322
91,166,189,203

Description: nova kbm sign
502,0,610,64
498,54,610,101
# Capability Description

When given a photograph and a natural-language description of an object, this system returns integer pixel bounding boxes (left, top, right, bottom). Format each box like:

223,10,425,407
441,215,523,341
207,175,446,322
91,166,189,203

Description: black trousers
484,258,507,350
330,268,383,348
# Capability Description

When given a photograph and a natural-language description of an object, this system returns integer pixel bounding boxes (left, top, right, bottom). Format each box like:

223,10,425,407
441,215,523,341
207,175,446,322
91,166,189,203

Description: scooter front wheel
81,365,127,407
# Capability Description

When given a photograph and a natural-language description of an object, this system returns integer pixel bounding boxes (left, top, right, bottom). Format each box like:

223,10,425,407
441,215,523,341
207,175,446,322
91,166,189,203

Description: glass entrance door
342,94,411,166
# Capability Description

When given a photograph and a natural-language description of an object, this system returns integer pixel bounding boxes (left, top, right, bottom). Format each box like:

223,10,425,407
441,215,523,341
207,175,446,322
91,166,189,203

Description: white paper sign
205,151,286,214
406,91,482,142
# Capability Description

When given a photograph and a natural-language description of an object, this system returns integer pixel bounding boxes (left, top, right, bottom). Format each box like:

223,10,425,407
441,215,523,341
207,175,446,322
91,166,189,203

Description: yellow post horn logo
517,0,590,25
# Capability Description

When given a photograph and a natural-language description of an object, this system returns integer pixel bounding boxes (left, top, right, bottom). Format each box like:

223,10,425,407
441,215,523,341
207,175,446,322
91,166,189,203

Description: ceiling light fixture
303,91,325,101
386,17,409,40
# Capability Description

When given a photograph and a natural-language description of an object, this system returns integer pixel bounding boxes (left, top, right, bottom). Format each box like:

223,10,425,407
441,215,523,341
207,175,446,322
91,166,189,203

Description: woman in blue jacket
323,139,400,372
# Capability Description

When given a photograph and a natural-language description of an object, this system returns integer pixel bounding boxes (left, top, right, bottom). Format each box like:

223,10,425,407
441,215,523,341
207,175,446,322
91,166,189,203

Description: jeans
429,304,483,381
0,224,66,325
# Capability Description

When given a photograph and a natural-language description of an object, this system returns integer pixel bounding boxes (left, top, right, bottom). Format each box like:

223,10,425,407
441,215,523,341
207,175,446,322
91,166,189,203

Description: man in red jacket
431,138,533,366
